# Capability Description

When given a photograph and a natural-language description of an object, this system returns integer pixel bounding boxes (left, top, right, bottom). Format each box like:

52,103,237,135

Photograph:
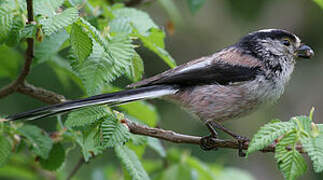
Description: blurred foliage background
1,0,323,179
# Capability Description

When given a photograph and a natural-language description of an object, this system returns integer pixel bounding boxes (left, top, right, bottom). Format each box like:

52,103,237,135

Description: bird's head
238,29,314,62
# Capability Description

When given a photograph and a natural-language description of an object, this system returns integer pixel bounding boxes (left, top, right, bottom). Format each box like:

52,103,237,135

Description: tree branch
122,119,304,153
0,0,66,104
17,82,66,104
0,0,34,98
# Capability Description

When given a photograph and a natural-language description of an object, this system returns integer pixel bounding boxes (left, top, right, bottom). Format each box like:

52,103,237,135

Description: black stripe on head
240,29,297,43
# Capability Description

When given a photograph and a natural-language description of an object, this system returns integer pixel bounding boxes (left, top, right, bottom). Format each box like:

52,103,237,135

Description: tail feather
6,85,178,121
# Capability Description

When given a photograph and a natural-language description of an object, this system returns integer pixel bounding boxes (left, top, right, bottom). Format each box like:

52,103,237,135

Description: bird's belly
167,80,282,123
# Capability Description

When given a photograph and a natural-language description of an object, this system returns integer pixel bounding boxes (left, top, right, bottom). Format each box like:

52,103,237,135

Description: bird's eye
282,39,291,46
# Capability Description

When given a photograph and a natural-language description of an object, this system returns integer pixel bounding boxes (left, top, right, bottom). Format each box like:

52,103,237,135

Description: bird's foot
234,136,249,157
200,135,218,151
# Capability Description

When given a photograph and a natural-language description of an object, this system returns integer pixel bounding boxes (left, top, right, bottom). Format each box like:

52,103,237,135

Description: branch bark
0,0,66,104
123,119,304,153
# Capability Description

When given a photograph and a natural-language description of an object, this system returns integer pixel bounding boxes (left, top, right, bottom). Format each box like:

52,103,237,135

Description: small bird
6,29,314,156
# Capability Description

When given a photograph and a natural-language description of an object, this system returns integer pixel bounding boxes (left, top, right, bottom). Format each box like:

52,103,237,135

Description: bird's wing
128,48,264,88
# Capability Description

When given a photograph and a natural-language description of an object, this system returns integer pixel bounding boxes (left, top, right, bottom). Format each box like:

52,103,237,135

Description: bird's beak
296,44,314,59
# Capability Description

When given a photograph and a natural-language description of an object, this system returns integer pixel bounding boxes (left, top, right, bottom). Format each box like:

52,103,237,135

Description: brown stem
123,119,303,153
17,82,66,104
0,0,34,98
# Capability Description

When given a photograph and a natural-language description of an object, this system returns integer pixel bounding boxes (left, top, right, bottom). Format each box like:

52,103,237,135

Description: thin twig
123,119,303,153
66,157,85,180
0,0,66,104
17,82,66,104
0,0,34,98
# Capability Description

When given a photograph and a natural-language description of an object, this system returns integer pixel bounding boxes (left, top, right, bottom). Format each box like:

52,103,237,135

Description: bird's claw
200,135,218,151
235,136,249,157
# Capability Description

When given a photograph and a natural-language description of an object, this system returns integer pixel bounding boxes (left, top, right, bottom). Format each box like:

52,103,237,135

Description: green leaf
216,168,255,180
115,145,150,180
134,29,176,68
108,34,136,72
5,14,25,47
75,127,104,161
147,137,166,157
40,7,79,36
126,53,144,82
70,23,93,63
48,56,83,89
155,164,193,180
39,143,65,171
314,0,323,9
185,155,217,180
20,24,37,39
33,0,64,17
301,124,323,172
118,101,159,127
291,116,312,133
0,45,22,79
0,6,14,44
17,125,53,159
72,18,129,95
72,41,118,95
247,121,295,154
109,17,133,34
34,29,69,63
0,136,11,167
101,115,130,147
275,131,307,180
112,8,158,34
187,0,206,14
65,106,110,127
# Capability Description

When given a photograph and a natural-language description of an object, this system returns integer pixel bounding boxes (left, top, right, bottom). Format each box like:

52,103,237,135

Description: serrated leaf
34,29,69,63
275,131,307,180
134,29,176,68
70,23,92,63
301,124,323,172
0,136,11,167
5,14,24,47
0,7,14,44
65,106,110,127
39,143,65,171
109,17,133,34
248,121,295,154
118,101,159,127
112,8,158,35
291,116,312,133
20,24,37,39
187,0,206,14
17,125,53,159
108,34,135,70
40,7,79,36
115,145,150,180
126,53,144,82
75,127,104,161
147,137,166,157
72,41,122,95
101,115,130,147
33,0,64,17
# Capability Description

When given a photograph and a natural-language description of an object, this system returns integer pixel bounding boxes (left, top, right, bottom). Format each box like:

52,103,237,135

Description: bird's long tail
6,85,178,121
